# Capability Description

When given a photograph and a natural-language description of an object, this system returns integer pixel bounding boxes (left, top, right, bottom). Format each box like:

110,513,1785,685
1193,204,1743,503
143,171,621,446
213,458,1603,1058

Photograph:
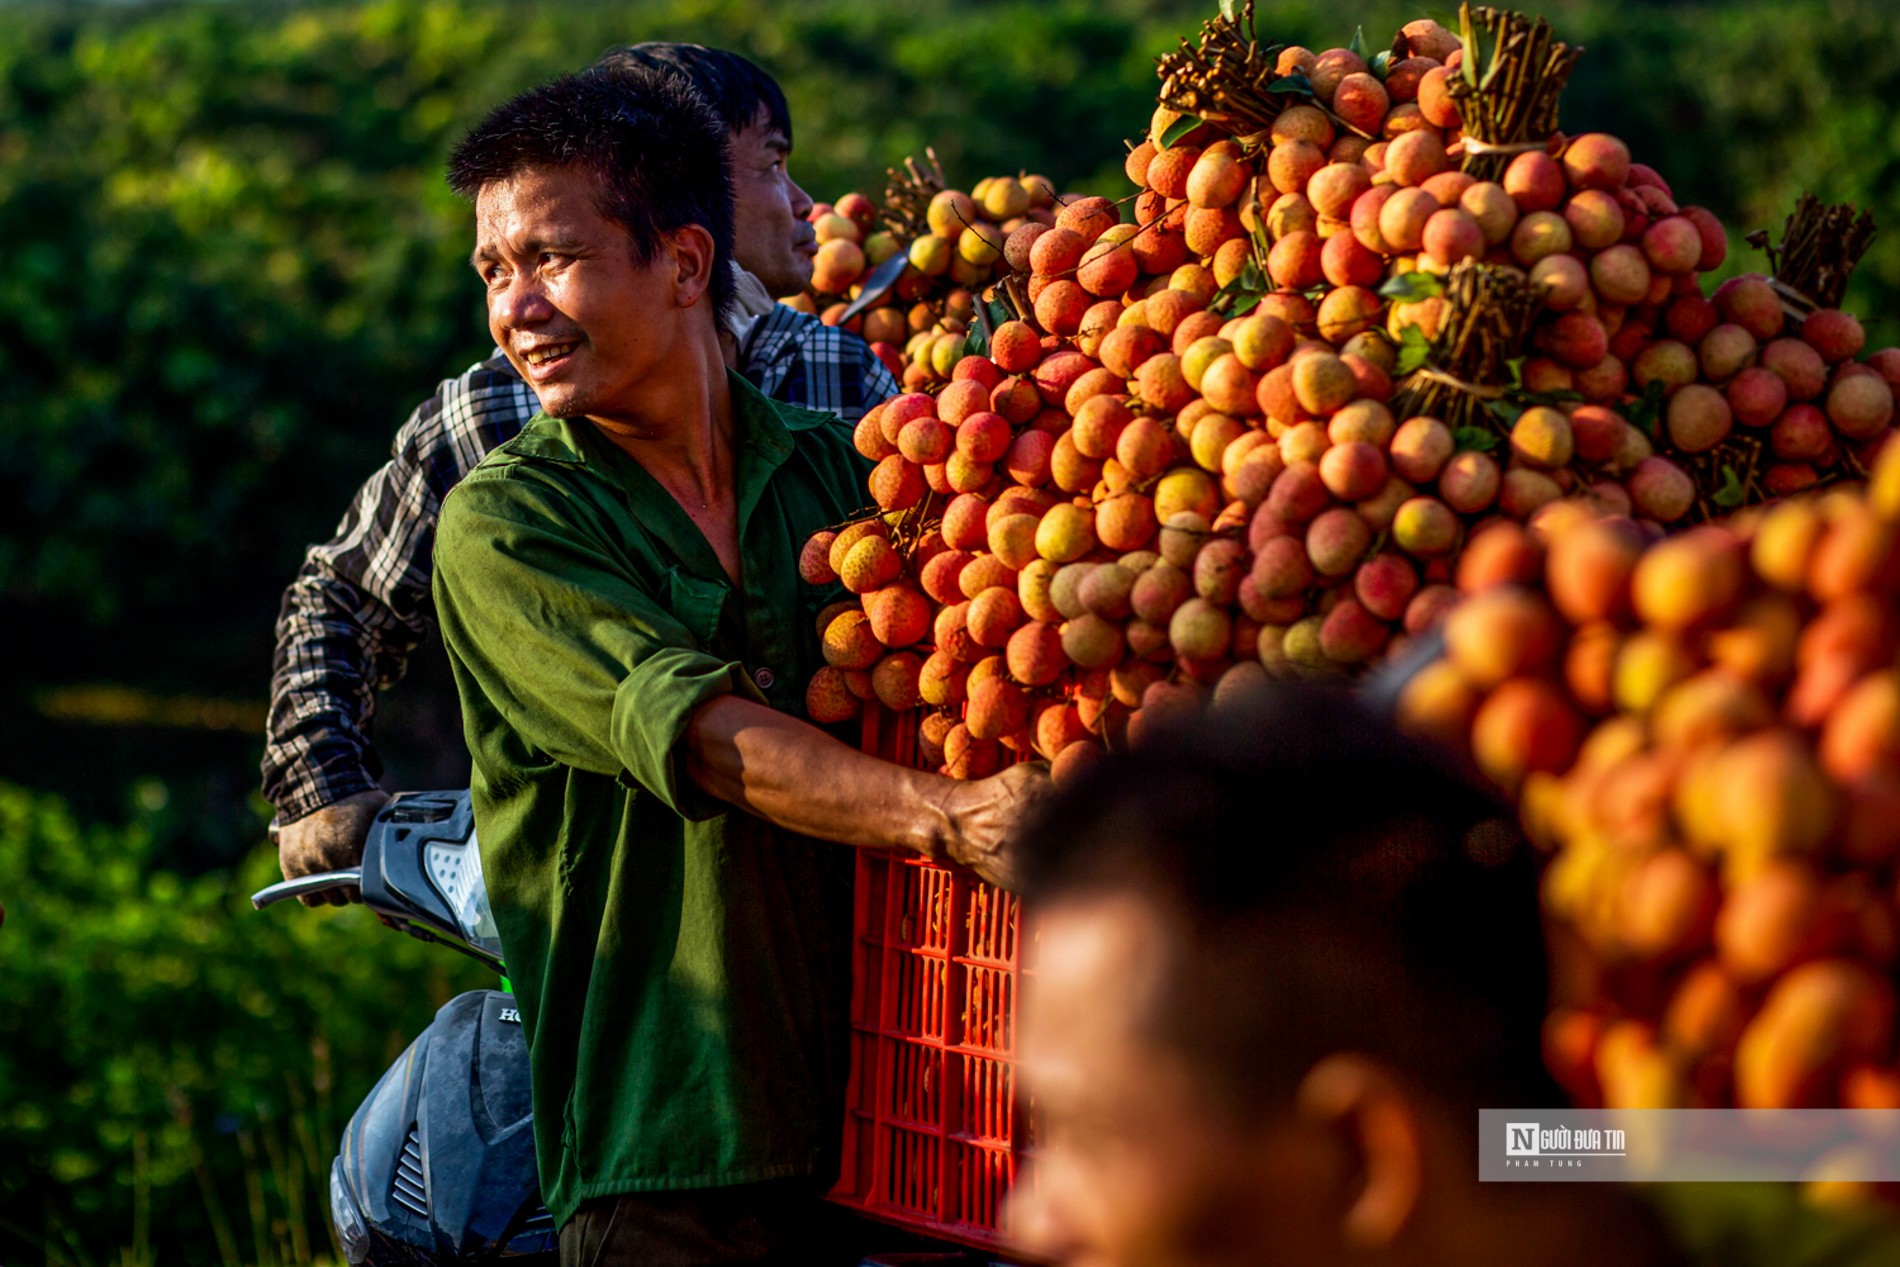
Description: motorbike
252,790,556,1265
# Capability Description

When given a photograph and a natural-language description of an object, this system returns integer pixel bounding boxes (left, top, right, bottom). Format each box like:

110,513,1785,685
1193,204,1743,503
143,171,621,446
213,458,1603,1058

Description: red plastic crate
830,706,1036,1253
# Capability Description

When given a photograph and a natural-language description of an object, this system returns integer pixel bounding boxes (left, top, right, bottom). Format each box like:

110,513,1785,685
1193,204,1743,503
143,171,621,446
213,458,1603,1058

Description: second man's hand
274,788,390,906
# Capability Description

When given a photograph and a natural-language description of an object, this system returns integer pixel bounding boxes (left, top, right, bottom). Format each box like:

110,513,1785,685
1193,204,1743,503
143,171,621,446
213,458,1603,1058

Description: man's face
727,110,815,298
1011,896,1339,1267
472,165,688,420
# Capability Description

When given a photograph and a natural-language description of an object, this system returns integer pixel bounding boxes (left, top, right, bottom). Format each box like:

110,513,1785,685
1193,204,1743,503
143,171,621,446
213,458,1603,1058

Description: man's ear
1294,1053,1424,1250
666,224,718,309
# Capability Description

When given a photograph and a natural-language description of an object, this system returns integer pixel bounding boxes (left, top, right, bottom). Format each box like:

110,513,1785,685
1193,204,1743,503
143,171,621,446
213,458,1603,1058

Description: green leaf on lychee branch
1453,426,1501,454
1395,324,1434,374
1219,0,1242,22
1485,399,1525,428
1210,264,1266,317
1378,270,1446,304
1371,49,1394,81
1712,465,1747,509
1248,215,1273,265
1157,113,1203,150
1267,72,1316,98
1349,24,1369,60
971,293,1015,357
1501,371,1585,411
1624,380,1668,440
991,296,1015,327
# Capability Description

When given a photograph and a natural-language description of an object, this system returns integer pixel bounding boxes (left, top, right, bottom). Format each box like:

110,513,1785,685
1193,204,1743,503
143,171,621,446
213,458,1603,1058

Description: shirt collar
723,266,779,350
510,372,811,552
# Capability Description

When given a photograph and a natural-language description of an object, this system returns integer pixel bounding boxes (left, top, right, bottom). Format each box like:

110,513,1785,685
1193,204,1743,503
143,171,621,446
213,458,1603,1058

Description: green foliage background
2,0,1899,1261
0,783,486,1264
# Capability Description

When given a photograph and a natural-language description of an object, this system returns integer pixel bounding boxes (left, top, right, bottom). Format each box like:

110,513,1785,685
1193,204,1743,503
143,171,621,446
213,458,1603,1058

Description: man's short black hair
447,67,734,325
1016,682,1558,1125
592,43,793,144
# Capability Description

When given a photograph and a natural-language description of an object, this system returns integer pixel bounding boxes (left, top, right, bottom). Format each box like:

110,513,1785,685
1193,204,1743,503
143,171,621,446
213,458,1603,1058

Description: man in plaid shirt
263,44,899,896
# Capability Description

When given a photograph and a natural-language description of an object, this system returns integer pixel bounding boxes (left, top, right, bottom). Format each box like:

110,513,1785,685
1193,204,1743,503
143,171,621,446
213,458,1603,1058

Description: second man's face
727,111,816,299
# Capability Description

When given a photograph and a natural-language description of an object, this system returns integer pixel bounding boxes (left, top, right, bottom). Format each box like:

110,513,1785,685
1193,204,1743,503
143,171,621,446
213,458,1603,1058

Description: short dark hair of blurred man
264,44,899,900
432,68,1039,1265
1006,683,1900,1267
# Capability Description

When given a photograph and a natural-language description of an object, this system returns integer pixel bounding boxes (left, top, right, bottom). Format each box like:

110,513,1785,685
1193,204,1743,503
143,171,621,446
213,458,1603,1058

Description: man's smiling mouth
521,341,578,367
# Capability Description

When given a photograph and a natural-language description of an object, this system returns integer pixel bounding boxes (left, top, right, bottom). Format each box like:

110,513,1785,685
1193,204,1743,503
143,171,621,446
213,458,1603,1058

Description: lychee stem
1394,260,1546,437
1447,4,1582,183
1745,192,1877,315
1153,0,1294,140
879,148,948,240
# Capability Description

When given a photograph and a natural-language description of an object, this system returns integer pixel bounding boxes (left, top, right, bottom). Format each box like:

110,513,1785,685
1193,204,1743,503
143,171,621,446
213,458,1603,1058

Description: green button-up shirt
433,372,870,1224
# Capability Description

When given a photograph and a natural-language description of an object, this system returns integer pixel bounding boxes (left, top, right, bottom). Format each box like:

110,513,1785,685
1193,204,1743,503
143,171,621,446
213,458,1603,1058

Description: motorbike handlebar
251,868,363,909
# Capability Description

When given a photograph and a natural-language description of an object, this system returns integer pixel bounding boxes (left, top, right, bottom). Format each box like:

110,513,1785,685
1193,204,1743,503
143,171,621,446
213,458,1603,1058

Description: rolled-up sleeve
434,469,760,820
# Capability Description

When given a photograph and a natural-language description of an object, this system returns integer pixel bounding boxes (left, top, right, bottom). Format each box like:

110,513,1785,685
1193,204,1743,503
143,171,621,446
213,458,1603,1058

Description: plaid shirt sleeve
262,309,895,824
261,355,536,824
739,303,902,426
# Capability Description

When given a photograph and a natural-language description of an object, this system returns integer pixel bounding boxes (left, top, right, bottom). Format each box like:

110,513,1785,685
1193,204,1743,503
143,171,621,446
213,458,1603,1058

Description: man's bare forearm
683,694,957,857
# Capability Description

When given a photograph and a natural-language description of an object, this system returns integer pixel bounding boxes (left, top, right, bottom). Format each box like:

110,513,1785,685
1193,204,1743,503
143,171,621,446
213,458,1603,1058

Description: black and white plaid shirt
262,304,899,824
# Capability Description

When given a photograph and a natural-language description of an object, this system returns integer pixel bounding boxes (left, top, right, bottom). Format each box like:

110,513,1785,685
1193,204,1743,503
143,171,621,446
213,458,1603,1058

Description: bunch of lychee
1396,444,1900,1119
790,191,898,309
784,175,1068,391
1488,142,1896,508
796,338,1199,784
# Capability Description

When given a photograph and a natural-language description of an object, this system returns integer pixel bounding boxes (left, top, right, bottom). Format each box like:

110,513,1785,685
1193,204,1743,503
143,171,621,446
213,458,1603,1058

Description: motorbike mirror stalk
252,868,363,908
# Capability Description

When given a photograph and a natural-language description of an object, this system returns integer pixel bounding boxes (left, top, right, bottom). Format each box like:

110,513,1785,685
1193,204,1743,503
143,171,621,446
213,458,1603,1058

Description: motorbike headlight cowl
330,1158,371,1265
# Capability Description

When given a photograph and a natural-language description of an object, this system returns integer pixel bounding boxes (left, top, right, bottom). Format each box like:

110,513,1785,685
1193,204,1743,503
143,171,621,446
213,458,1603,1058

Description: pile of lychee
1395,443,1900,1117
795,12,1900,793
1125,40,1900,650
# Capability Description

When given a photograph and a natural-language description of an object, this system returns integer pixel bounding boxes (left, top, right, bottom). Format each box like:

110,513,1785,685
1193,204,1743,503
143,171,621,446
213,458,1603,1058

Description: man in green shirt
431,68,1039,1263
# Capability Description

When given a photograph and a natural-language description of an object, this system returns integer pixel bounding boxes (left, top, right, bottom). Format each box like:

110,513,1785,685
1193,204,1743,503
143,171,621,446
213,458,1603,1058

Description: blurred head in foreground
1007,682,1675,1267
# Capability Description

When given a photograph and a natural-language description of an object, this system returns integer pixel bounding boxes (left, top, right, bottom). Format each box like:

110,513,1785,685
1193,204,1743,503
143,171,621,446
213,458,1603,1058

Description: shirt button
753,667,776,690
